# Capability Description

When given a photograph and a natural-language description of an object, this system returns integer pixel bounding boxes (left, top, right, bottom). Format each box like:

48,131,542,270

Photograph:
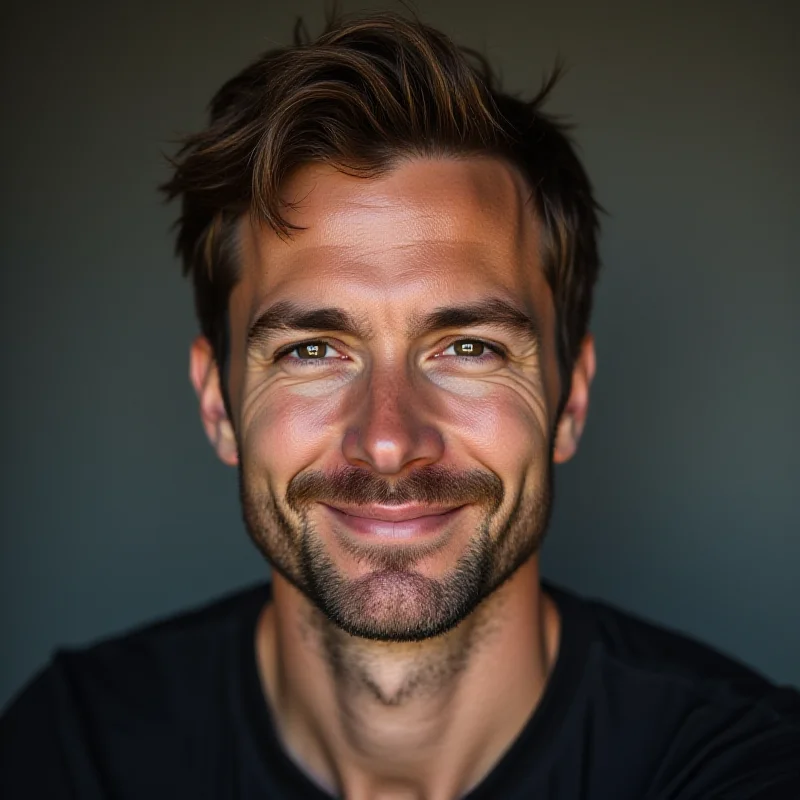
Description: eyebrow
408,298,541,348
247,297,541,351
247,301,374,349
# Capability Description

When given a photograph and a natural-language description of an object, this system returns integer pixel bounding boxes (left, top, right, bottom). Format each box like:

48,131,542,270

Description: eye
275,340,347,366
438,339,505,363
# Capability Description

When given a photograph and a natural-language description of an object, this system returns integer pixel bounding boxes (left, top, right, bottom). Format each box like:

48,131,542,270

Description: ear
553,333,596,464
189,335,238,466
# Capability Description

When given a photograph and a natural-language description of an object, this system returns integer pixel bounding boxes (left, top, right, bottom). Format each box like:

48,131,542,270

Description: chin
335,571,459,641
301,531,496,641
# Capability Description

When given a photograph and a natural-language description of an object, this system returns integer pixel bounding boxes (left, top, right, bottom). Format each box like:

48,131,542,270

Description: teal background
2,0,798,707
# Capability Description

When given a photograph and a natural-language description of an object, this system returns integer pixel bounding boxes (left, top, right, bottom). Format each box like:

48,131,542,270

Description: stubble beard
239,457,554,643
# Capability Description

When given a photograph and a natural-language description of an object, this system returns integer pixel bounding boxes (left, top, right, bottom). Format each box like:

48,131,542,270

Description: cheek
446,389,551,470
242,388,341,472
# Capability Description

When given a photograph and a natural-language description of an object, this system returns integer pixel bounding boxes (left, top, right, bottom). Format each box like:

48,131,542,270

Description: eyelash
273,338,506,367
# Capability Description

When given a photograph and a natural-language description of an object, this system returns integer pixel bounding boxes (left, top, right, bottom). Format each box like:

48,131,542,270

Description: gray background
1,0,798,708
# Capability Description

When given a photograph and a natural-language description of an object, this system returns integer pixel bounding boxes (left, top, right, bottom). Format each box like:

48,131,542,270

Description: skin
190,156,596,799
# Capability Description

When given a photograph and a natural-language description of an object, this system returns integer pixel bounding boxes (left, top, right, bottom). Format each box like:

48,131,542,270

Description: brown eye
297,342,327,359
437,339,504,365
453,340,484,357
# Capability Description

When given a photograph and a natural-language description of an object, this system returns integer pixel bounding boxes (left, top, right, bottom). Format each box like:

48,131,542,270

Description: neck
255,559,560,800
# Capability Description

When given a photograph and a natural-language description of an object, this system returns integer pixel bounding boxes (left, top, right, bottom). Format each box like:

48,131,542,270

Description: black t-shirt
2,580,799,799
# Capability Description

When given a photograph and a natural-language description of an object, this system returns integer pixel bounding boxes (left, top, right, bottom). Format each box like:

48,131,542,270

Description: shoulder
37,580,269,725
546,581,800,798
547,579,796,696
0,582,270,799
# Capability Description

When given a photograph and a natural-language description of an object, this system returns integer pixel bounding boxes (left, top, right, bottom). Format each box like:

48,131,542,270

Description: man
1,10,798,799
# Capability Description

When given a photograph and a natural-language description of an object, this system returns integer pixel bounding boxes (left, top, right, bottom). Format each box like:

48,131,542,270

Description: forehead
234,156,548,321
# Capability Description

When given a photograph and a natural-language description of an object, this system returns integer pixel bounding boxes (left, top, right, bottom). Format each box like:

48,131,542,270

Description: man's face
207,157,579,641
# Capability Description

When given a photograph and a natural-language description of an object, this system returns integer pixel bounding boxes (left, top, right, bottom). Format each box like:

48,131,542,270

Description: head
162,12,600,641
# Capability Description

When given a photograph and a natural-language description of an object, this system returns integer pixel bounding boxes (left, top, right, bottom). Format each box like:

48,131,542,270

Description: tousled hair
161,11,601,413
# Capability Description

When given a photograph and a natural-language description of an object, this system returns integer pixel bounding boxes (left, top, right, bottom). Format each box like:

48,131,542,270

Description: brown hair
161,11,601,413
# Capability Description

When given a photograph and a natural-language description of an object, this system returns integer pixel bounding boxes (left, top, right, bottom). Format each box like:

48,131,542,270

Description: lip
321,503,467,539
323,503,464,521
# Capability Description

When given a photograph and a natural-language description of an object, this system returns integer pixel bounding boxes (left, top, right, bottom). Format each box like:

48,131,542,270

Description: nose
341,361,445,476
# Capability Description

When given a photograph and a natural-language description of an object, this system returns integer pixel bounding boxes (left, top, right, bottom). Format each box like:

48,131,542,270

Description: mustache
285,464,504,513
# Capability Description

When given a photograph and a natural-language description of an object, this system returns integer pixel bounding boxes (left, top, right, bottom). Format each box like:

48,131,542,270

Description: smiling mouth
321,503,468,540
